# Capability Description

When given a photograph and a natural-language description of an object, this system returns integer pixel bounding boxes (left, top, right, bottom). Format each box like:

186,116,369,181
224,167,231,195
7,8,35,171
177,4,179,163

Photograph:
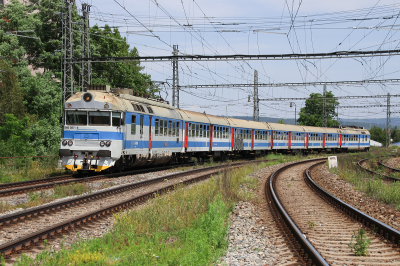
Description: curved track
267,158,400,265
358,156,400,182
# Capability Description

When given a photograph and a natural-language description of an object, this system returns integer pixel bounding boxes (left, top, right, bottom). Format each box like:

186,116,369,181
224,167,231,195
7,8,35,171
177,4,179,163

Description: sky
78,0,400,121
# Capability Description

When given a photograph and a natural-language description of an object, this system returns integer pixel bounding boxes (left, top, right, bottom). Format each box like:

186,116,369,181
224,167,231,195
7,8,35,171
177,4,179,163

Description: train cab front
59,91,123,173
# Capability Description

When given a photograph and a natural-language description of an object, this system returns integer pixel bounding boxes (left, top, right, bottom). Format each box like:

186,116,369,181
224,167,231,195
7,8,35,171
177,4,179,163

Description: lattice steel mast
62,0,74,105
253,70,259,122
81,3,91,91
172,45,179,108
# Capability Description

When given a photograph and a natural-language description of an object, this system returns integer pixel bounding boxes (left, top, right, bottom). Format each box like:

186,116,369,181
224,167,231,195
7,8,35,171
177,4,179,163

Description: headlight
62,140,67,146
100,141,105,147
68,140,73,146
105,141,111,147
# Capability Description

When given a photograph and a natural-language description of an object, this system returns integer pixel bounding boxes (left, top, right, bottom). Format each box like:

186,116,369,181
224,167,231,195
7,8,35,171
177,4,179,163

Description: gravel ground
384,157,400,169
311,163,400,231
0,168,185,216
218,161,300,266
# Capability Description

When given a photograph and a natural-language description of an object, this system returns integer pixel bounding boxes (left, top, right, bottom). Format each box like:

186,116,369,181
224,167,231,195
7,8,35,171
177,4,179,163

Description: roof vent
147,107,153,113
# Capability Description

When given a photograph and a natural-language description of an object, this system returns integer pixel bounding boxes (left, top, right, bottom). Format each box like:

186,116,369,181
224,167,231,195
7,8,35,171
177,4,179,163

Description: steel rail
0,163,196,197
306,161,400,248
357,157,400,182
0,175,73,190
267,158,329,266
0,161,252,228
0,160,263,257
378,156,400,172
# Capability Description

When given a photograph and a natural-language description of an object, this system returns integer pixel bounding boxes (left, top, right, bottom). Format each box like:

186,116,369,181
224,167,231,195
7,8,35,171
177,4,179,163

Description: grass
13,156,293,266
329,146,400,209
0,157,67,184
12,152,325,265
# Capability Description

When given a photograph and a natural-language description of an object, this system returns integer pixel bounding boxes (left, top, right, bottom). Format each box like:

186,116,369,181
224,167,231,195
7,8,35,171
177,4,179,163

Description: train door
288,132,291,149
323,133,325,148
251,129,254,151
148,117,152,150
139,114,144,149
340,134,342,148
271,131,274,148
358,134,361,149
306,133,309,148
184,122,189,149
210,125,214,149
231,128,234,150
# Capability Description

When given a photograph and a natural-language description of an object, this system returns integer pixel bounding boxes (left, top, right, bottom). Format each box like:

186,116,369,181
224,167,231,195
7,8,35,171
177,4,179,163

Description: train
59,86,370,173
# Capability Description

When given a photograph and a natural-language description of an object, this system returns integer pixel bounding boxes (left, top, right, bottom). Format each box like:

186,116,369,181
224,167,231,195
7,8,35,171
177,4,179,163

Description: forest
0,0,156,157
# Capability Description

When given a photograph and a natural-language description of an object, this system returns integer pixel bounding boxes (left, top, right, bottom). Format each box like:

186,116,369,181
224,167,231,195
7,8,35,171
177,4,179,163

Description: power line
74,48,400,63
179,78,400,89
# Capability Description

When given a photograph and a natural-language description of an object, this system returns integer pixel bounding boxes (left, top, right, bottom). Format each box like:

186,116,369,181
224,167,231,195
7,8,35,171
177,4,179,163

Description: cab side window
131,115,136,134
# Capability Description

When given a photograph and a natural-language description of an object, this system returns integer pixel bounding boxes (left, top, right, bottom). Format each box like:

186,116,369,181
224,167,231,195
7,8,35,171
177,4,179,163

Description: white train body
59,89,370,172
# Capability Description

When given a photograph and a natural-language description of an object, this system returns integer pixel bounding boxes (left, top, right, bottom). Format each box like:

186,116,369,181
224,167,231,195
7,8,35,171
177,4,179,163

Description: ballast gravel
218,161,297,266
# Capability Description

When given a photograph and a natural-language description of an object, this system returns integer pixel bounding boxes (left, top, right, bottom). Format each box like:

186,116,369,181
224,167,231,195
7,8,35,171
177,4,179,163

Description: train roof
227,118,270,130
268,123,304,132
301,126,327,134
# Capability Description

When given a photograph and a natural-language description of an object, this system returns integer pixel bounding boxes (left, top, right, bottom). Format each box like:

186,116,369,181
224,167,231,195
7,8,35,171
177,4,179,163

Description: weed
307,221,316,229
349,228,371,256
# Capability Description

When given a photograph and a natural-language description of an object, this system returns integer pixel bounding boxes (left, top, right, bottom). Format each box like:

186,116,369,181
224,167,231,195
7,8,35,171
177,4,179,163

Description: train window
173,121,176,137
112,112,121,127
196,124,199,137
164,120,168,136
177,122,180,137
140,116,144,135
66,111,87,125
192,124,195,137
206,125,210,138
155,118,159,136
131,115,136,134
160,119,164,135
89,111,110,126
168,121,172,136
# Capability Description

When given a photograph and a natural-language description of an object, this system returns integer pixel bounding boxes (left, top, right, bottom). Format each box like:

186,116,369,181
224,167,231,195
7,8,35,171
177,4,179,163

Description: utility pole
172,45,179,108
323,85,327,127
62,0,74,106
253,70,259,122
387,93,391,147
81,3,91,91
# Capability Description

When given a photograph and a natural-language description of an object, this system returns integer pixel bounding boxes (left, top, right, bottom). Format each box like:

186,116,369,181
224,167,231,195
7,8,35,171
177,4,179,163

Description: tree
0,114,35,157
370,126,386,146
297,92,340,127
0,59,26,124
90,25,158,96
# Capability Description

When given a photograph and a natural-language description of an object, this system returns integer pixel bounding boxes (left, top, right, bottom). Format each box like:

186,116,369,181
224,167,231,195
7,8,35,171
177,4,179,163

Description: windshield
112,112,121,127
89,111,110,126
66,111,87,125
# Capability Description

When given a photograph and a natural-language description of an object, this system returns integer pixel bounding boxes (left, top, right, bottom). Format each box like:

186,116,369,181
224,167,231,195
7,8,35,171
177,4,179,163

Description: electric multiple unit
59,88,370,173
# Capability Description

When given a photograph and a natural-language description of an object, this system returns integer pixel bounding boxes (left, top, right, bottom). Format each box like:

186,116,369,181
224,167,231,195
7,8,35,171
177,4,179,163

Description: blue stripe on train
64,131,124,140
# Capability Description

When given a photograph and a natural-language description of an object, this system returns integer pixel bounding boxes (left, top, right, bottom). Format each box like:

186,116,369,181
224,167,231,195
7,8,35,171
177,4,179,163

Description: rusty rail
358,157,400,182
267,158,329,266
306,161,400,249
0,160,265,257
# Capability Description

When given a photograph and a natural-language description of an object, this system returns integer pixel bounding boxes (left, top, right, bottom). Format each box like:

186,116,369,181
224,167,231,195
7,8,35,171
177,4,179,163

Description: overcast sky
82,0,400,121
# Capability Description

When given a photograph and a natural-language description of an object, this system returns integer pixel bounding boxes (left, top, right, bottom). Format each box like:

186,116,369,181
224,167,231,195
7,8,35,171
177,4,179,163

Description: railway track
0,163,198,197
267,158,400,265
0,159,264,259
358,156,400,182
